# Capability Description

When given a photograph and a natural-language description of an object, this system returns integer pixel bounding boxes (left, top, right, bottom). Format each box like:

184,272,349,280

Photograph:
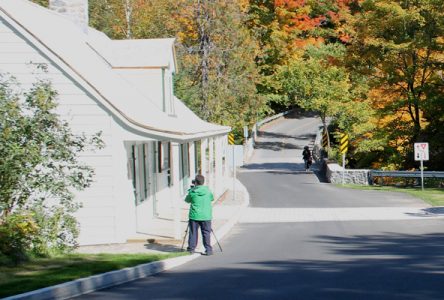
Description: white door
132,142,157,234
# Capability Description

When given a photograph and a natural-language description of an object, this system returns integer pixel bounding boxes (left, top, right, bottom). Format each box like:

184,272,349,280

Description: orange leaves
293,37,324,48
275,0,306,9
272,0,355,47
274,0,321,33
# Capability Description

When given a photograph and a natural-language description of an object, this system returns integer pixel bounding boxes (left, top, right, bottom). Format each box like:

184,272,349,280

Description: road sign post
243,126,248,144
228,133,236,201
414,142,429,191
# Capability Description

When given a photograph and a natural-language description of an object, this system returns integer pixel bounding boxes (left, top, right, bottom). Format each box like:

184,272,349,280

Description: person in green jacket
185,174,214,255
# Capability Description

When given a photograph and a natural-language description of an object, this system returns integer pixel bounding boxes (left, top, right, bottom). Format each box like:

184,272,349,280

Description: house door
132,143,157,234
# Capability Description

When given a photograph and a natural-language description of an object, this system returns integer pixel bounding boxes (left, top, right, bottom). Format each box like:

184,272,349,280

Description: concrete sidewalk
6,179,250,300
240,206,444,223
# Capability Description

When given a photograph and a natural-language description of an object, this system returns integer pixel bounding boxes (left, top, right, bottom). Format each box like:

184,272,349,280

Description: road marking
239,207,444,223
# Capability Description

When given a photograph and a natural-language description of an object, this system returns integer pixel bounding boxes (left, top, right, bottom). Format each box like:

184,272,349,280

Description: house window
157,141,162,173
158,141,172,186
179,143,190,194
194,140,202,175
131,144,151,204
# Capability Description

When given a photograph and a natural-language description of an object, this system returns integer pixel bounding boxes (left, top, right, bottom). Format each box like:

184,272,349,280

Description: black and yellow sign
228,133,235,145
339,133,349,154
322,130,329,148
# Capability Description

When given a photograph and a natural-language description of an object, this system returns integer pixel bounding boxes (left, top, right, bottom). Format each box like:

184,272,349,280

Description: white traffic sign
414,142,429,161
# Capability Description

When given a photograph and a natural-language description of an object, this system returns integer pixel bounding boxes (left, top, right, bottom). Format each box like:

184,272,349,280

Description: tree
89,0,179,39
346,0,444,169
174,0,265,132
277,43,374,150
0,74,103,261
246,0,359,112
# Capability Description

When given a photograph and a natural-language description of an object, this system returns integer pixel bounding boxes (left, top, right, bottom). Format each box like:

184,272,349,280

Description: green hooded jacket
185,185,214,221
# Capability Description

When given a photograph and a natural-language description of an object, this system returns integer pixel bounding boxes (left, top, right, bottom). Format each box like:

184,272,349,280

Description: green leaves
277,43,373,132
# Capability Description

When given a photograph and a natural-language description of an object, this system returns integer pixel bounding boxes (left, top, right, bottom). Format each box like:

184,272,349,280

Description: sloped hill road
76,112,444,300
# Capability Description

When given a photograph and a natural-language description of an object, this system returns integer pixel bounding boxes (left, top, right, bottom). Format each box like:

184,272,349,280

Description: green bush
31,205,79,256
0,212,38,264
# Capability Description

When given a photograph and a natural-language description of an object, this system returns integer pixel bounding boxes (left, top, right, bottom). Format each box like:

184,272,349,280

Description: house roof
87,29,177,70
0,0,230,142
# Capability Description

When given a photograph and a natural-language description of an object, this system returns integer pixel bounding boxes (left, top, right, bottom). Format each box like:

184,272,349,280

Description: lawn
340,185,444,206
0,252,186,298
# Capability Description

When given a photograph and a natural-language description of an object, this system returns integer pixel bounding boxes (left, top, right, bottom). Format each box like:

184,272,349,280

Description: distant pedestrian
302,146,312,171
185,174,214,256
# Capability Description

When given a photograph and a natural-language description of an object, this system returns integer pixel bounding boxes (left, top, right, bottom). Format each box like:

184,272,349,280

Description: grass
0,252,187,298
340,185,444,206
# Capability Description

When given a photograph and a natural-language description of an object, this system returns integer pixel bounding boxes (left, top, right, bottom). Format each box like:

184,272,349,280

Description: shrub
0,212,38,264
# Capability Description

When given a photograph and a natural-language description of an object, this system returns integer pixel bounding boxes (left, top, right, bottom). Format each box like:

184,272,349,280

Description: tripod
181,221,223,252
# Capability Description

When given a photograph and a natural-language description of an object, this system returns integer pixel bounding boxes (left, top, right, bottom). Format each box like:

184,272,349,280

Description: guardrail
370,171,444,178
369,170,444,185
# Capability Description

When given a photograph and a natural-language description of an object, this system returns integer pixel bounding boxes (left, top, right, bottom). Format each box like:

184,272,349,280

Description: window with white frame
131,144,151,204
194,140,201,175
158,141,172,186
179,143,190,194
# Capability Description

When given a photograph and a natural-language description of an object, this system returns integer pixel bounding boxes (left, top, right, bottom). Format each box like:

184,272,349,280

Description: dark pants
187,219,213,254
304,158,312,170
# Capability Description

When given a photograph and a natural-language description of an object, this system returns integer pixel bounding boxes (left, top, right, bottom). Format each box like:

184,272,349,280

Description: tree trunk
196,0,211,120
124,0,132,39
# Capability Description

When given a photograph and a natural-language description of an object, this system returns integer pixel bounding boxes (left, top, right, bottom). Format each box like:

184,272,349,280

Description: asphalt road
75,112,444,300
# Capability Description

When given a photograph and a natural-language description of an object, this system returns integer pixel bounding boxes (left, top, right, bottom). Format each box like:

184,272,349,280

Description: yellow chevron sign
228,133,235,145
339,133,349,154
322,130,328,148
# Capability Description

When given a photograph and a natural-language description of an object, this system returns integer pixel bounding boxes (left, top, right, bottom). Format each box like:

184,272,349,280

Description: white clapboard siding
6,72,72,84
57,103,108,116
75,187,114,198
0,29,27,43
66,114,112,126
49,82,94,95
79,197,115,208
55,94,99,105
78,216,116,227
77,216,116,245
77,206,115,217
1,41,37,52
2,63,67,78
0,52,49,64
88,177,113,190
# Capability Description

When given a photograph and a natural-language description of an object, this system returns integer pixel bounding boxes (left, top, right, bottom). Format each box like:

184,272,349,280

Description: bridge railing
369,170,444,185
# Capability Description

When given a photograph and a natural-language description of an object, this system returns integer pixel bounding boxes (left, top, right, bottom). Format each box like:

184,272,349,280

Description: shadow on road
241,162,328,183
253,140,300,151
283,109,318,119
257,131,296,140
255,131,316,147
241,162,301,172
102,232,444,300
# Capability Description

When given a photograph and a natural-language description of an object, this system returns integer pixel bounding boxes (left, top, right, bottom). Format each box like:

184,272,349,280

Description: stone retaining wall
326,162,370,185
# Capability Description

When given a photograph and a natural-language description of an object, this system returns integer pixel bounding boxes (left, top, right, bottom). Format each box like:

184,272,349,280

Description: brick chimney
49,0,89,32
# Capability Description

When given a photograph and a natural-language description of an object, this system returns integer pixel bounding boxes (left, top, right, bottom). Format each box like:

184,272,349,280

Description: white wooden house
0,0,231,245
